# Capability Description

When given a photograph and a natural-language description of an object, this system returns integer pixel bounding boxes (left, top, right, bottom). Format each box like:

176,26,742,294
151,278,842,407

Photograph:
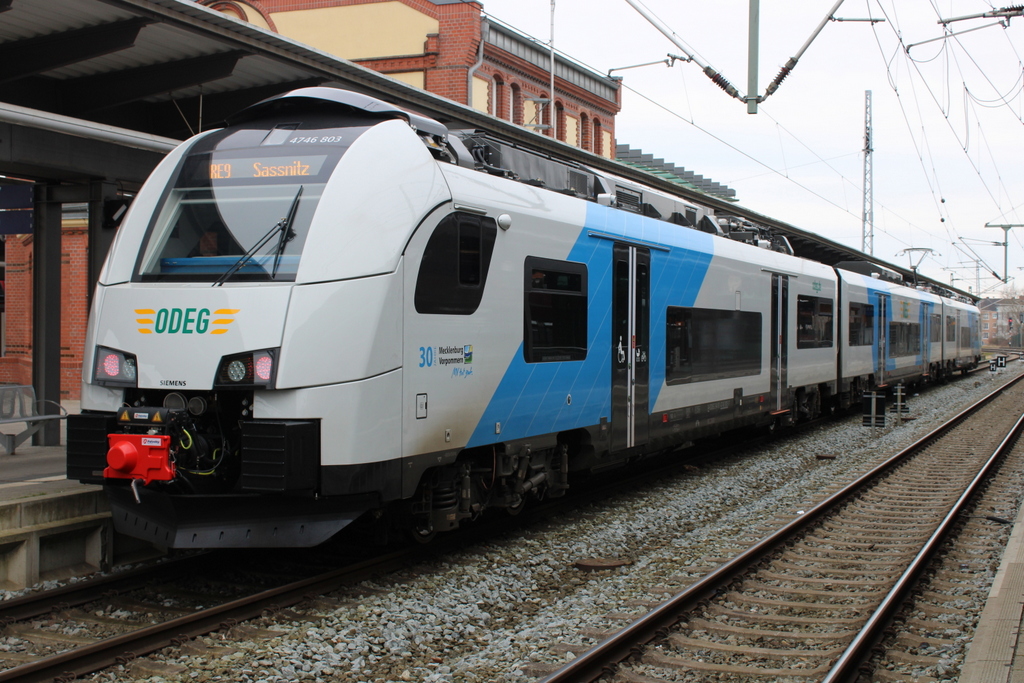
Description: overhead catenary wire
486,0,1019,283
618,79,922,253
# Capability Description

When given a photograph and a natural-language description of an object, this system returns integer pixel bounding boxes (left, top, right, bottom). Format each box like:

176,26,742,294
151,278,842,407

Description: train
66,86,981,548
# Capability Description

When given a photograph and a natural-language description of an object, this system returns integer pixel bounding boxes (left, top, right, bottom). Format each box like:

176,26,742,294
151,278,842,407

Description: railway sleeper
667,633,845,659
641,651,831,677
686,618,857,643
705,603,863,626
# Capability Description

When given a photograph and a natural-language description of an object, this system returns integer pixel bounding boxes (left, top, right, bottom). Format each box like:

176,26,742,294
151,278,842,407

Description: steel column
31,183,63,445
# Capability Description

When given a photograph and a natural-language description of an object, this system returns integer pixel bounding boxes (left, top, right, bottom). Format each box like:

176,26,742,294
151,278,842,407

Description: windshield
135,117,371,282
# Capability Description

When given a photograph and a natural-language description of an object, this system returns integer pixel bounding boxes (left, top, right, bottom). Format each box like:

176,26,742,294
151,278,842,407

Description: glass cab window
135,118,366,282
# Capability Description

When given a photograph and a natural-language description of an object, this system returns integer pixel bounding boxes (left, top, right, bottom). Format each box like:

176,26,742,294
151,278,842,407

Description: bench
0,385,68,454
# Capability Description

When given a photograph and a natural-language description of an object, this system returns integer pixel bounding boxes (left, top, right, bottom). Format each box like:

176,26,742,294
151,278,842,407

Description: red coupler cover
105,434,175,484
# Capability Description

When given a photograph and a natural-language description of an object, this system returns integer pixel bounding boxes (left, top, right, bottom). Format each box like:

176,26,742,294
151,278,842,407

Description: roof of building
484,18,619,105
616,145,736,201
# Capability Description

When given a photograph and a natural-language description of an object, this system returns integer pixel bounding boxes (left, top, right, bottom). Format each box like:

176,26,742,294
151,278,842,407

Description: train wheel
505,493,527,517
409,524,436,544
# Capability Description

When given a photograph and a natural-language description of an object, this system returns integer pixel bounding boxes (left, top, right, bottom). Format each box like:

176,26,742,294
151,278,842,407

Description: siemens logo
136,308,238,335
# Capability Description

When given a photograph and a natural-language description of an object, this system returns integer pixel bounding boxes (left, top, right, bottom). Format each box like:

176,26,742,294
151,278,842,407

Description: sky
478,0,1024,296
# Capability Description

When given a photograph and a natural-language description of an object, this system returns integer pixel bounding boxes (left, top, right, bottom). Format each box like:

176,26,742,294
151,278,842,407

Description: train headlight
93,347,139,387
227,359,247,382
215,348,278,389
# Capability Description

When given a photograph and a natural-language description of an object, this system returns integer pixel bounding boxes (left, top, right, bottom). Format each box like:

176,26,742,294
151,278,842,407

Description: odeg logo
136,308,239,335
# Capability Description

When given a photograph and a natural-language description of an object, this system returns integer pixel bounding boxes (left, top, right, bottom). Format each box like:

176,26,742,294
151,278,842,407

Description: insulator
704,67,740,99
765,67,792,97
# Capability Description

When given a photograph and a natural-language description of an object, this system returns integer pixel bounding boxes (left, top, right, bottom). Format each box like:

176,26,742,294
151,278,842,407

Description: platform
959,487,1024,682
0,400,130,590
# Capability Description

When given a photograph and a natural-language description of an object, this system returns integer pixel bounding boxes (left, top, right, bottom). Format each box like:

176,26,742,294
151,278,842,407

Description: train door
611,244,650,451
925,305,933,376
876,293,889,386
770,274,788,411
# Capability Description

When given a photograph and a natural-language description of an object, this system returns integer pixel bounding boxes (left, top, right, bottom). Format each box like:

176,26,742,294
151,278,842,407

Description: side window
930,313,942,342
414,213,497,315
848,301,874,346
888,321,922,357
796,295,834,349
959,325,971,349
524,257,588,362
666,307,761,384
946,315,956,342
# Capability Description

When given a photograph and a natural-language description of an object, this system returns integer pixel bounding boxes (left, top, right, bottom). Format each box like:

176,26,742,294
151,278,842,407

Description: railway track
0,367,1014,682
0,546,400,682
537,371,1024,683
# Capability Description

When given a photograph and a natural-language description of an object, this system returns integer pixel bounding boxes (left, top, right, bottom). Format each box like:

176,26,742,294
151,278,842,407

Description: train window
888,321,922,357
946,315,956,342
666,307,761,384
134,115,374,282
848,302,874,346
959,326,972,348
523,257,588,363
796,295,834,349
930,314,942,342
459,222,482,286
414,213,498,315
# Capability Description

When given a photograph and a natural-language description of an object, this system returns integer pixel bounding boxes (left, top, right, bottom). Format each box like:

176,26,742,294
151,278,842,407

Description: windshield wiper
212,186,303,287
272,186,302,278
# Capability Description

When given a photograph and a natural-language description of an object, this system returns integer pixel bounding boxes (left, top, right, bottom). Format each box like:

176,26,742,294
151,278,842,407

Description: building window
796,295,834,349
511,83,523,126
593,118,603,156
493,75,506,120
580,112,590,151
524,257,588,363
848,301,874,346
414,213,497,315
666,307,761,384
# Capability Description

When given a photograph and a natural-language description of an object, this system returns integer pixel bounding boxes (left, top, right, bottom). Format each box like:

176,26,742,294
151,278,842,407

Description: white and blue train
66,87,981,548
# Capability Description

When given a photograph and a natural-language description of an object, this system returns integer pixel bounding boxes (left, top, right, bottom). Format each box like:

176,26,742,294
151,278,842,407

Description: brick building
0,212,90,398
979,297,1024,346
200,0,622,155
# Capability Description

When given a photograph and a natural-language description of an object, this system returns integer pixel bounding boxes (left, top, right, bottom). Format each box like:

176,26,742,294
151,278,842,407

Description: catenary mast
862,90,874,255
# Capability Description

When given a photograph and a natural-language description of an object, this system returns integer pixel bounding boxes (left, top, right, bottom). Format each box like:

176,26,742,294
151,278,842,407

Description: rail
537,370,1024,683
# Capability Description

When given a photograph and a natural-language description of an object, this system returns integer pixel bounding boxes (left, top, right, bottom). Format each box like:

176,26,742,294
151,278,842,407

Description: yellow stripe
136,318,153,324
134,309,155,314
210,329,228,335
212,319,235,325
138,329,153,334
214,309,240,314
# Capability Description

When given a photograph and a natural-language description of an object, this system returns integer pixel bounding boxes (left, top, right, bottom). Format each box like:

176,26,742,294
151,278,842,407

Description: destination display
206,155,329,180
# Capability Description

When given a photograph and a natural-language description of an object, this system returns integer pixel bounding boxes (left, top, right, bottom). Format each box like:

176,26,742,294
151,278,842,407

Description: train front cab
67,88,455,548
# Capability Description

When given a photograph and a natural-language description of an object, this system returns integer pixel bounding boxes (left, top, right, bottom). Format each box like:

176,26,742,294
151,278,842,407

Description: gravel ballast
58,367,1024,682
